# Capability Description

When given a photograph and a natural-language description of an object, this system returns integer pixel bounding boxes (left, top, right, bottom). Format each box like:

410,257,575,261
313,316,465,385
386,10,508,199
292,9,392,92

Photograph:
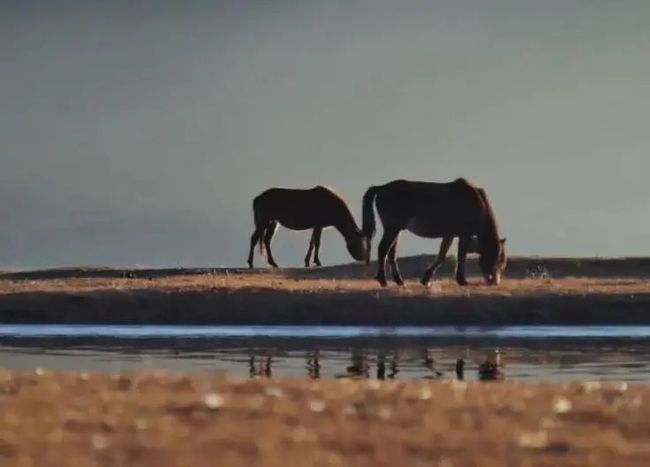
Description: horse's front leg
376,228,399,287
455,235,470,286
421,236,453,287
304,230,316,267
312,228,322,266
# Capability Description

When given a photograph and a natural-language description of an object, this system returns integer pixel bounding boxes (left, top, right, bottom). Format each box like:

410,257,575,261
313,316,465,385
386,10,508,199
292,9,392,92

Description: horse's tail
252,197,265,256
362,186,378,264
362,186,378,238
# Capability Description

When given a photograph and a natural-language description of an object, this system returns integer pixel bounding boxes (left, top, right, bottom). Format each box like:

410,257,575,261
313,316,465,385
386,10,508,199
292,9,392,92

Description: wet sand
0,370,648,466
1,256,650,325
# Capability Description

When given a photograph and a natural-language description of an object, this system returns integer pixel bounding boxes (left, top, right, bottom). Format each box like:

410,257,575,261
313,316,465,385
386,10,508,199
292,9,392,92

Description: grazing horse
247,186,366,268
362,178,506,287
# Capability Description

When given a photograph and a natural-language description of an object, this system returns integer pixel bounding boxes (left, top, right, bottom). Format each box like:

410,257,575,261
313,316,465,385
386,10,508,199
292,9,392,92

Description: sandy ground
0,370,648,467
2,273,650,297
2,255,650,293
1,257,650,325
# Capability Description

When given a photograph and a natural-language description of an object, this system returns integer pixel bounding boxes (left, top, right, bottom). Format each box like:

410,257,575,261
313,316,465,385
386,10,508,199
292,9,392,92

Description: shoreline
1,285,649,326
1,256,650,326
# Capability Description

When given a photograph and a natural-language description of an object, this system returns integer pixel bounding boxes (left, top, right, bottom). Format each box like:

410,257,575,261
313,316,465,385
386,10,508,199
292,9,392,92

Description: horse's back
252,186,349,230
373,178,486,236
254,186,338,207
381,177,474,192
376,179,479,208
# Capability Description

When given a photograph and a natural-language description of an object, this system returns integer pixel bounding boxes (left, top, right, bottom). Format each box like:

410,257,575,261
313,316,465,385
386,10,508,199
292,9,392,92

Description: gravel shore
0,370,648,466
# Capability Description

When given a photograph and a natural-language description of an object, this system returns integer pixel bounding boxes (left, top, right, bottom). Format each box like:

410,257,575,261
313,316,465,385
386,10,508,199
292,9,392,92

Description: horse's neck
334,212,360,240
479,216,500,249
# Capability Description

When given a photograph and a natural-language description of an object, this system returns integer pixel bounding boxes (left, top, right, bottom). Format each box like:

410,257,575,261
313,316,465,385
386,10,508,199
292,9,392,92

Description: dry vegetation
1,370,649,467
2,255,650,296
1,257,650,325
1,273,650,297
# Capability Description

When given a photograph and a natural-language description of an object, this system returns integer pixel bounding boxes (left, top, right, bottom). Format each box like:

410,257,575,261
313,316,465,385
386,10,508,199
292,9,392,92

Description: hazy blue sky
2,0,649,268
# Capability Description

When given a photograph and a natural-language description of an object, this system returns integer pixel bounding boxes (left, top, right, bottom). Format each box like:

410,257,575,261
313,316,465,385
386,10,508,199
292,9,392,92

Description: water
2,324,650,382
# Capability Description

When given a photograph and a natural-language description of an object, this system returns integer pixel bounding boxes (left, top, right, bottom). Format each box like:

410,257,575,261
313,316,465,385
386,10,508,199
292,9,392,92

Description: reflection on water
456,359,465,380
477,350,505,381
241,350,517,382
376,354,399,380
249,356,273,378
1,325,650,382
306,352,320,379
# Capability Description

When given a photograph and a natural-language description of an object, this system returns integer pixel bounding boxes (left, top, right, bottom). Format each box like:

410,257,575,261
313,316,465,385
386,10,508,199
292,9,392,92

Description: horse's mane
315,184,345,201
313,185,347,205
315,185,360,229
475,187,500,243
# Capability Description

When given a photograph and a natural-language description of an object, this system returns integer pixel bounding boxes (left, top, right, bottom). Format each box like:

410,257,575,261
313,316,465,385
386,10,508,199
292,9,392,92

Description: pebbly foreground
0,370,648,466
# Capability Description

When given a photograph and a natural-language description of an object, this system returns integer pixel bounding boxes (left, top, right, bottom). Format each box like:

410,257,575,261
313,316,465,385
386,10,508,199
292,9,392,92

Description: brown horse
362,178,506,287
247,186,366,268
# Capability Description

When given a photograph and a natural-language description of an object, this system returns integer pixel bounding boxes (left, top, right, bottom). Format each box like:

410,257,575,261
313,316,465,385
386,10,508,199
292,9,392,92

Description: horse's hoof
456,278,468,286
394,278,405,286
375,276,388,287
314,261,322,267
269,262,279,268
247,260,253,269
421,278,431,287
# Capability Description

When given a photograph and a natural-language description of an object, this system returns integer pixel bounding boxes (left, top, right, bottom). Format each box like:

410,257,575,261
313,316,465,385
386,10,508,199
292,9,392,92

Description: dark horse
362,178,506,287
247,186,366,268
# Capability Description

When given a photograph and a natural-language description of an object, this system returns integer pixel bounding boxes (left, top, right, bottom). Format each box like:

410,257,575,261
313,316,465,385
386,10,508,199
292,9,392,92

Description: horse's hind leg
421,236,453,286
376,227,399,287
387,236,404,286
263,221,279,267
304,228,323,267
247,227,264,268
312,228,322,266
304,230,315,267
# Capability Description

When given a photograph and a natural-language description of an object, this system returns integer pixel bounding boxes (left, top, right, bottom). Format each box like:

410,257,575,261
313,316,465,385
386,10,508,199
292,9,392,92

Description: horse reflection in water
337,352,370,378
306,352,321,379
376,354,400,380
249,355,273,378
247,350,503,380
333,352,400,379
423,350,444,378
478,349,505,381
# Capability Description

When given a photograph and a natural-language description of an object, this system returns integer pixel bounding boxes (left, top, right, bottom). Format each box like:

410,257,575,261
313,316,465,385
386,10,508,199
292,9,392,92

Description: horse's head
346,232,367,262
479,238,507,285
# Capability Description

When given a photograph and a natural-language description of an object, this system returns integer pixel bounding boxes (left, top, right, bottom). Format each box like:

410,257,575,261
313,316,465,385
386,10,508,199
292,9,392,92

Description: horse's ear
500,238,507,244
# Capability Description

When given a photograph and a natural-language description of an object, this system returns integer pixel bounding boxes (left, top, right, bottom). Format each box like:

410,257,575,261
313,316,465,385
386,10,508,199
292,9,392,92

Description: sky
1,0,650,268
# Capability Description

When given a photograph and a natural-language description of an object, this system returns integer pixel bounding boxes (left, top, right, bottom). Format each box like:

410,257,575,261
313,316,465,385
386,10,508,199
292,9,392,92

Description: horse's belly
406,219,447,238
277,216,330,231
278,220,314,231
270,209,319,231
